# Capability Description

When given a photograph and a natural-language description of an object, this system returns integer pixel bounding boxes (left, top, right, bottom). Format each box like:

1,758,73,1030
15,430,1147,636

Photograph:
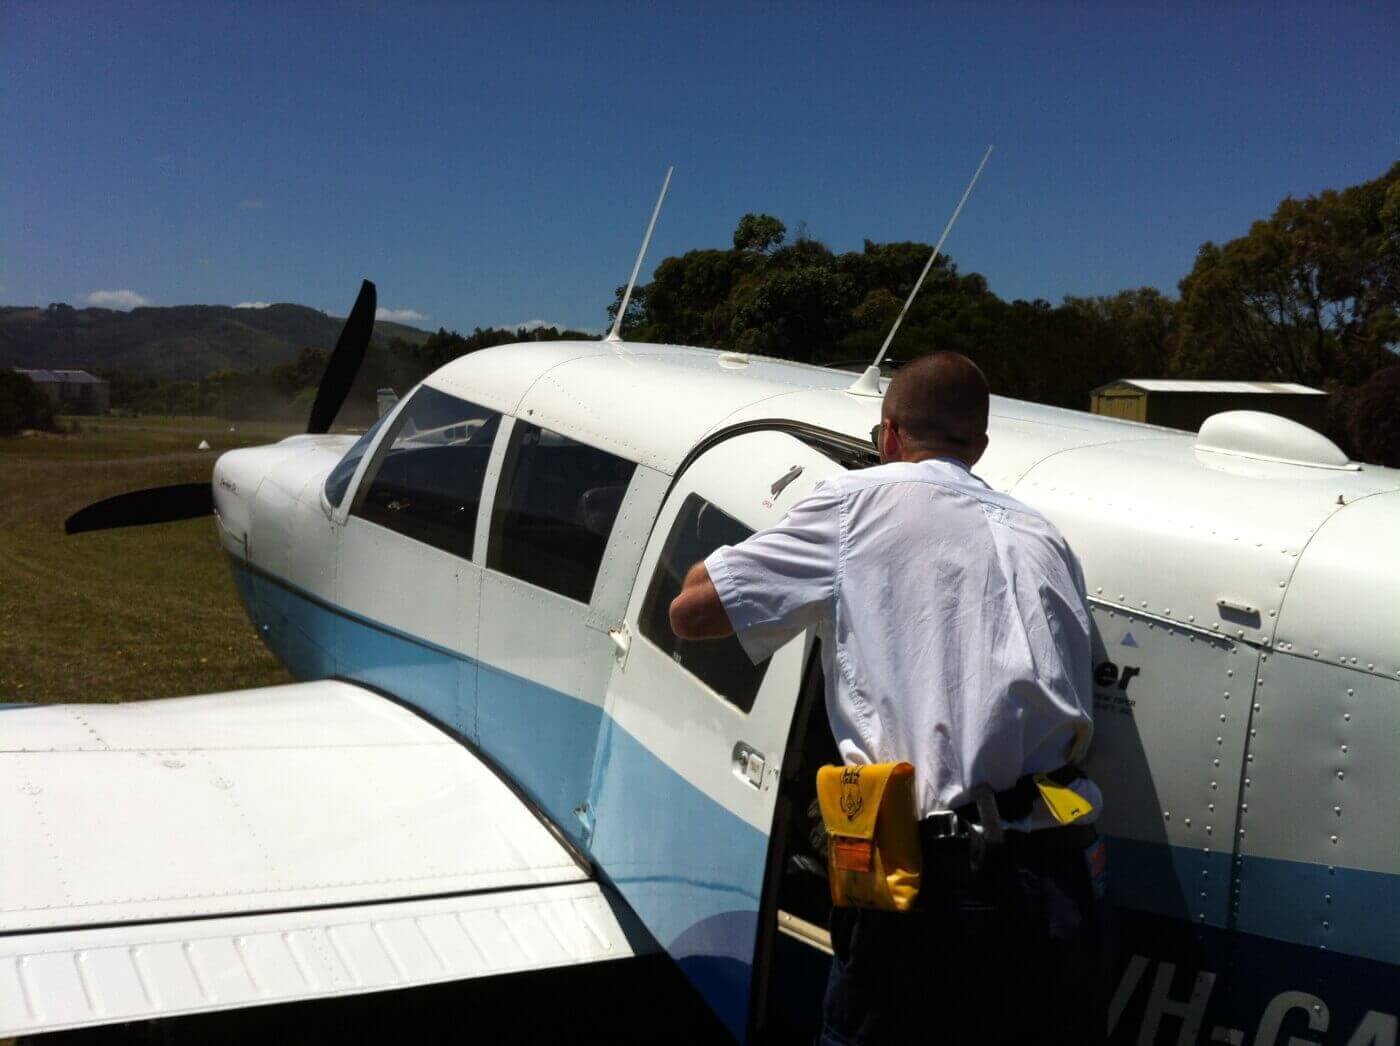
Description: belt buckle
927,810,962,839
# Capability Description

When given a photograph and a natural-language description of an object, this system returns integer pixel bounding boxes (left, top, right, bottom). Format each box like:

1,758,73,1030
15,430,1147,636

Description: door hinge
609,624,631,666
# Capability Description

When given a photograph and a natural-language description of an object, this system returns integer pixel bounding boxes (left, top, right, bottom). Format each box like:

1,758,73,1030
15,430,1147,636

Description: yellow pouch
816,762,922,911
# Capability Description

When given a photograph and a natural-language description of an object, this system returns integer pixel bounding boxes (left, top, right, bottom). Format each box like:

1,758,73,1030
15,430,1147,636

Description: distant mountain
0,302,433,381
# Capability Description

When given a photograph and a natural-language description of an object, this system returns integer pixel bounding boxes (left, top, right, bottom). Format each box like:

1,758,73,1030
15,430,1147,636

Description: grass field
0,415,303,705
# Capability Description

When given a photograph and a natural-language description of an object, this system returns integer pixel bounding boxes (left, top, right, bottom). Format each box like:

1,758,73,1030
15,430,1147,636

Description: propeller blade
64,482,213,535
307,279,377,434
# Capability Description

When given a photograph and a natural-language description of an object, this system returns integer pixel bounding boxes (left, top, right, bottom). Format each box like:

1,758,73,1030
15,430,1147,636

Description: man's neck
902,448,971,468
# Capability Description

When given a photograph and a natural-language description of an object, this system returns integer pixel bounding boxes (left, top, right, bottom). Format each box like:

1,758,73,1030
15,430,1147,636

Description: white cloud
85,289,151,310
376,307,428,324
240,198,265,210
234,301,272,309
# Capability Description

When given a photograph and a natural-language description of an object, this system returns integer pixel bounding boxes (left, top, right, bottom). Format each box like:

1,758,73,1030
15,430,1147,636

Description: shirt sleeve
703,485,841,664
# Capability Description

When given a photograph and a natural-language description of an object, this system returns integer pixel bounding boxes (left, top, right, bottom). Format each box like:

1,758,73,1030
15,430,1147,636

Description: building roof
50,369,106,384
1092,379,1325,395
12,368,106,385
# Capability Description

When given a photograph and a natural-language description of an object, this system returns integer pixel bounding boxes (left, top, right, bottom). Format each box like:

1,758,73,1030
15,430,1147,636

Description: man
670,351,1106,1044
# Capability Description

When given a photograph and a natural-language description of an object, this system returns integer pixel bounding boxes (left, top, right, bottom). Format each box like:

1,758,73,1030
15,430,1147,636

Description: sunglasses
871,418,972,453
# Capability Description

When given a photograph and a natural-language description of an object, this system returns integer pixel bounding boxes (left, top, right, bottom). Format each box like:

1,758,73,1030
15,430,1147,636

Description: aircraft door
587,431,846,1041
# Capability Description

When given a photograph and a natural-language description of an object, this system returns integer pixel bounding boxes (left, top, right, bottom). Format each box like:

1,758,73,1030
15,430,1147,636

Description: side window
324,411,391,509
638,494,771,713
351,387,501,559
488,421,636,603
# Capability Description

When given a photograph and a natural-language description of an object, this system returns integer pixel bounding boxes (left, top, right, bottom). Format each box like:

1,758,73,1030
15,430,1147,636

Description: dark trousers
819,829,1110,1046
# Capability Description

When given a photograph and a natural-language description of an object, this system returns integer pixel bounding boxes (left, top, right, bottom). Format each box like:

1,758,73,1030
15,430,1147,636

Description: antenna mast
606,165,674,343
847,145,994,396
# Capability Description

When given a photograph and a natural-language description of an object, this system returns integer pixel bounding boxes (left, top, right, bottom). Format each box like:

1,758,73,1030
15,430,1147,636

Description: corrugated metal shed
1101,379,1325,395
48,369,107,384
14,368,61,384
11,368,110,414
1089,378,1328,432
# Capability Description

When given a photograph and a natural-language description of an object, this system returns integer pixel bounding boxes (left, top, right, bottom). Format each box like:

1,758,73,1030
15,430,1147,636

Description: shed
1089,379,1327,432
12,368,111,415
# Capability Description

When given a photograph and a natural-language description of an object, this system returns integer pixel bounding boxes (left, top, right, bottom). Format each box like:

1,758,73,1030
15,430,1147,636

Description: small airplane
4,173,1399,1044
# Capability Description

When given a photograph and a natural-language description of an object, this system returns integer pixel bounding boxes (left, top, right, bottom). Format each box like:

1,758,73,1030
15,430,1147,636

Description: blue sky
4,2,1397,334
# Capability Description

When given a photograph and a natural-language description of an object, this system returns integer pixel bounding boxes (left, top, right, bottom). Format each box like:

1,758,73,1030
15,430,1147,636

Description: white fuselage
211,341,1400,1043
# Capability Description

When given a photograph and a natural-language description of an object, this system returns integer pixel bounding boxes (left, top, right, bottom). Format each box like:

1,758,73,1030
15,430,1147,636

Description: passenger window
351,387,501,559
638,494,771,713
324,411,391,509
487,422,636,603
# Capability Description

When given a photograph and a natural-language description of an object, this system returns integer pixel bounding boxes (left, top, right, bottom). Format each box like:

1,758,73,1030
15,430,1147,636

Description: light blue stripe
1108,836,1400,966
590,714,767,1039
476,661,603,842
233,560,765,1036
1105,836,1234,927
233,560,1400,1032
1235,852,1400,965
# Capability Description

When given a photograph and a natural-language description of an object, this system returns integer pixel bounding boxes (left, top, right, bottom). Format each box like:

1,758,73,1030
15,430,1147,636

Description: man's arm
668,485,841,660
669,562,736,639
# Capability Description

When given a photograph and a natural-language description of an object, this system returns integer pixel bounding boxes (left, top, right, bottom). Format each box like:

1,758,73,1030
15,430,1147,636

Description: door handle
732,741,766,789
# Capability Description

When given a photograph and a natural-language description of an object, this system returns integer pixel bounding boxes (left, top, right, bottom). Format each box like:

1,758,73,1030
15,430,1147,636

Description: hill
0,302,432,381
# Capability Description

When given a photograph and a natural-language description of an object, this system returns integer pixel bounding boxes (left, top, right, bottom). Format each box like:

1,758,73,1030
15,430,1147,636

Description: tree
729,263,855,361
732,213,786,254
0,371,56,435
1175,162,1400,386
605,285,648,337
1348,365,1400,467
1062,288,1178,379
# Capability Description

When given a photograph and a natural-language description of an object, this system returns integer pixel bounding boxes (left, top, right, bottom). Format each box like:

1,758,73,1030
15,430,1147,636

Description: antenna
847,145,994,396
606,165,674,343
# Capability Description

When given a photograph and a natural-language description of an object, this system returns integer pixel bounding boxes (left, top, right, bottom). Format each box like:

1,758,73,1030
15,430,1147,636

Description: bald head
880,351,989,465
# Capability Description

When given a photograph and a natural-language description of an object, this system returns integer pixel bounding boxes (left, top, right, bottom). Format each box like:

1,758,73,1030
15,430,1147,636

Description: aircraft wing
0,681,634,1037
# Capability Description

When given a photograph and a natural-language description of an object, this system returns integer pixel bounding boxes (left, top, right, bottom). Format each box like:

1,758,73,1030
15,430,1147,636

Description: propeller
64,280,377,535
307,279,376,435
64,482,214,535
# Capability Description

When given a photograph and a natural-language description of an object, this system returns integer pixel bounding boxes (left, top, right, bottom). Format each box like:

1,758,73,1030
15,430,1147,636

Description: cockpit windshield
323,411,391,509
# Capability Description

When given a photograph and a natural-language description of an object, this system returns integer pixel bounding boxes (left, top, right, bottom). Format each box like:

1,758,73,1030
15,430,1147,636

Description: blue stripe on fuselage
232,559,764,1037
231,559,1400,1031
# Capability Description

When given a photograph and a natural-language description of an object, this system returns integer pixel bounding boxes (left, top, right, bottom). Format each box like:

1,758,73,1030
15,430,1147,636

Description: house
13,369,111,415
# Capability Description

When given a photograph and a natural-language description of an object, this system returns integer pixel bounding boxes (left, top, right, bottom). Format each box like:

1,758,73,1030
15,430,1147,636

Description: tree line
609,160,1398,461
13,161,1395,463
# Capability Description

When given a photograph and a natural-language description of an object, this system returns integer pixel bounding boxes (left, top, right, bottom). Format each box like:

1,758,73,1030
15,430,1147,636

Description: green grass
0,415,305,704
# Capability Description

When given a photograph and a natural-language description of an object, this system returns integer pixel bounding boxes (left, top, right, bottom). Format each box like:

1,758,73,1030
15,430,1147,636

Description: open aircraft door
585,430,849,1041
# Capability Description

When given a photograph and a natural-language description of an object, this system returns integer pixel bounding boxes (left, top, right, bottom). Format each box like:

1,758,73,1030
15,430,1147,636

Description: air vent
1195,410,1356,470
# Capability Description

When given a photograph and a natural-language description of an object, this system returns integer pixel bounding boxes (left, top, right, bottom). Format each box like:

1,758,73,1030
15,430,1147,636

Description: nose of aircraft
212,447,262,558
211,440,312,559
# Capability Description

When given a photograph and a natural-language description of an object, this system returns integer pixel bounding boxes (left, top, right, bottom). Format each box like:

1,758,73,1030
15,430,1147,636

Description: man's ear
881,421,900,463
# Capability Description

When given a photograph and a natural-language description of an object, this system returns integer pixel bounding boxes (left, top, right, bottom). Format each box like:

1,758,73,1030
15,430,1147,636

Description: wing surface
0,681,633,1036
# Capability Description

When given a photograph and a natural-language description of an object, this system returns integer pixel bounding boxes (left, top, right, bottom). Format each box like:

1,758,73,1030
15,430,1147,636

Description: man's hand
669,561,736,639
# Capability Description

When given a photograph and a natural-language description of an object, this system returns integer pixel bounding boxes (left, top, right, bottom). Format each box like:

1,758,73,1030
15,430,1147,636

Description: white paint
1256,990,1328,1046
0,883,630,1037
1138,962,1216,1046
0,683,585,933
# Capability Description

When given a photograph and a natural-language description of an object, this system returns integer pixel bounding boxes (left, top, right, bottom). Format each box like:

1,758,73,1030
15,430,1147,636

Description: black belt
956,765,1086,824
919,765,1088,843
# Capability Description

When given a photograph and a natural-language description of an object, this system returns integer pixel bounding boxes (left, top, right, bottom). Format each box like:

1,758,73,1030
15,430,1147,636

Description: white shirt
705,457,1099,827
